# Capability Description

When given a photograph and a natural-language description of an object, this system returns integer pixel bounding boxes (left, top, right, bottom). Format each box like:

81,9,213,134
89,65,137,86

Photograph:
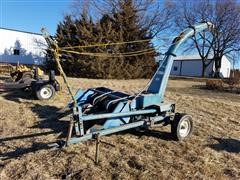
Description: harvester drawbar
43,22,214,157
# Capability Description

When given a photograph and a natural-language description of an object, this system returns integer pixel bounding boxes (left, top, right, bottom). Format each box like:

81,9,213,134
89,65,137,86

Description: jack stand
94,134,100,164
94,134,116,165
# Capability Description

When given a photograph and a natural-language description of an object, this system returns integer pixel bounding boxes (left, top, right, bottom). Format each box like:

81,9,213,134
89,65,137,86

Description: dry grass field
0,75,239,179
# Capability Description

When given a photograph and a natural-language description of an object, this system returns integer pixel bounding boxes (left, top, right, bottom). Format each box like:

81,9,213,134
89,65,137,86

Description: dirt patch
0,76,239,179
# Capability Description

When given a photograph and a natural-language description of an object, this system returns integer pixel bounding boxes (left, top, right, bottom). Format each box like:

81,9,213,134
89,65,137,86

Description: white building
169,55,231,78
0,27,47,65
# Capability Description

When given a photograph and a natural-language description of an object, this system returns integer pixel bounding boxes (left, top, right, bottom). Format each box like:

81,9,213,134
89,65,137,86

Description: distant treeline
45,1,163,79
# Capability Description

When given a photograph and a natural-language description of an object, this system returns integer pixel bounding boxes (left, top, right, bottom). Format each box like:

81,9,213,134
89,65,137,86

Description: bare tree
173,0,240,77
173,0,215,77
71,0,175,39
231,51,240,72
211,0,240,77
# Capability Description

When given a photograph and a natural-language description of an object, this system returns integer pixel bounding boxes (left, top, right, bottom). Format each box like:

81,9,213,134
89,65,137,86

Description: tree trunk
201,61,207,77
214,56,222,78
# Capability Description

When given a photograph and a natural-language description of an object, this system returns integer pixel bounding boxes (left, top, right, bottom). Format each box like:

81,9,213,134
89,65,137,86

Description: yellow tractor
10,64,44,82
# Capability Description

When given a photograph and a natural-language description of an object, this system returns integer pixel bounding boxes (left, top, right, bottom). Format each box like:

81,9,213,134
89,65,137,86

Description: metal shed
170,55,231,78
0,27,47,65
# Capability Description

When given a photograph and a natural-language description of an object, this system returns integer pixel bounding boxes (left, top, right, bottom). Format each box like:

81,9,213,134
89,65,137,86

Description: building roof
173,55,214,61
0,27,42,36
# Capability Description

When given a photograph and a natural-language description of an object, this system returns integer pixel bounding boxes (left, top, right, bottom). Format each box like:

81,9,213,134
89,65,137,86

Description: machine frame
42,22,214,147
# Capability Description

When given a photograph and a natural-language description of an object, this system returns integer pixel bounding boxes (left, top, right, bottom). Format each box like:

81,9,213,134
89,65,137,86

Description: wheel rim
179,117,191,137
40,87,52,99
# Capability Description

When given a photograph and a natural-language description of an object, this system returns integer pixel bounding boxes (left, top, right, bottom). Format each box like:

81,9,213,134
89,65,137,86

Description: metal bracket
73,106,84,136
77,107,84,136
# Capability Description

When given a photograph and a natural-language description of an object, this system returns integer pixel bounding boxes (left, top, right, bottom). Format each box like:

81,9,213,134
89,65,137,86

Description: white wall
0,28,47,65
171,59,214,77
219,55,231,78
160,55,232,78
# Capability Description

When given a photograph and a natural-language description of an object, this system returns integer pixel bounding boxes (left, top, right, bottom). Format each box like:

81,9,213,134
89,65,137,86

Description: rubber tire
171,113,193,141
35,84,55,100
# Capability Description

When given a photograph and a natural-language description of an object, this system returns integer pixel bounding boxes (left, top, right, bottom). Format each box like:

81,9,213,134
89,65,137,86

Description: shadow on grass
206,136,240,153
0,141,60,160
30,104,69,138
0,102,174,160
0,104,69,160
0,131,56,143
125,129,174,141
0,89,34,103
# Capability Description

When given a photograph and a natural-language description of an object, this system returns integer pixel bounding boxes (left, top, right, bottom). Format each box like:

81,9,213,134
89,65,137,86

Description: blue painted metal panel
81,109,157,121
103,101,130,129
68,89,95,108
136,94,162,108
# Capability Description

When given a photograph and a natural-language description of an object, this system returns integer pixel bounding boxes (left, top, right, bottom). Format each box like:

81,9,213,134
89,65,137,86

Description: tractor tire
35,84,55,100
171,113,193,141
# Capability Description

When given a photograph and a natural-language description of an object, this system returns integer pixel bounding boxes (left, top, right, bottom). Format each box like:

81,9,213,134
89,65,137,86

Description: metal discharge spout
147,22,214,100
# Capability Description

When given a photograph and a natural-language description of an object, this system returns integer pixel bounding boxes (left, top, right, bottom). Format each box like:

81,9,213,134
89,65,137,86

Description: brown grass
206,78,240,93
206,79,224,90
0,76,240,179
231,70,240,80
